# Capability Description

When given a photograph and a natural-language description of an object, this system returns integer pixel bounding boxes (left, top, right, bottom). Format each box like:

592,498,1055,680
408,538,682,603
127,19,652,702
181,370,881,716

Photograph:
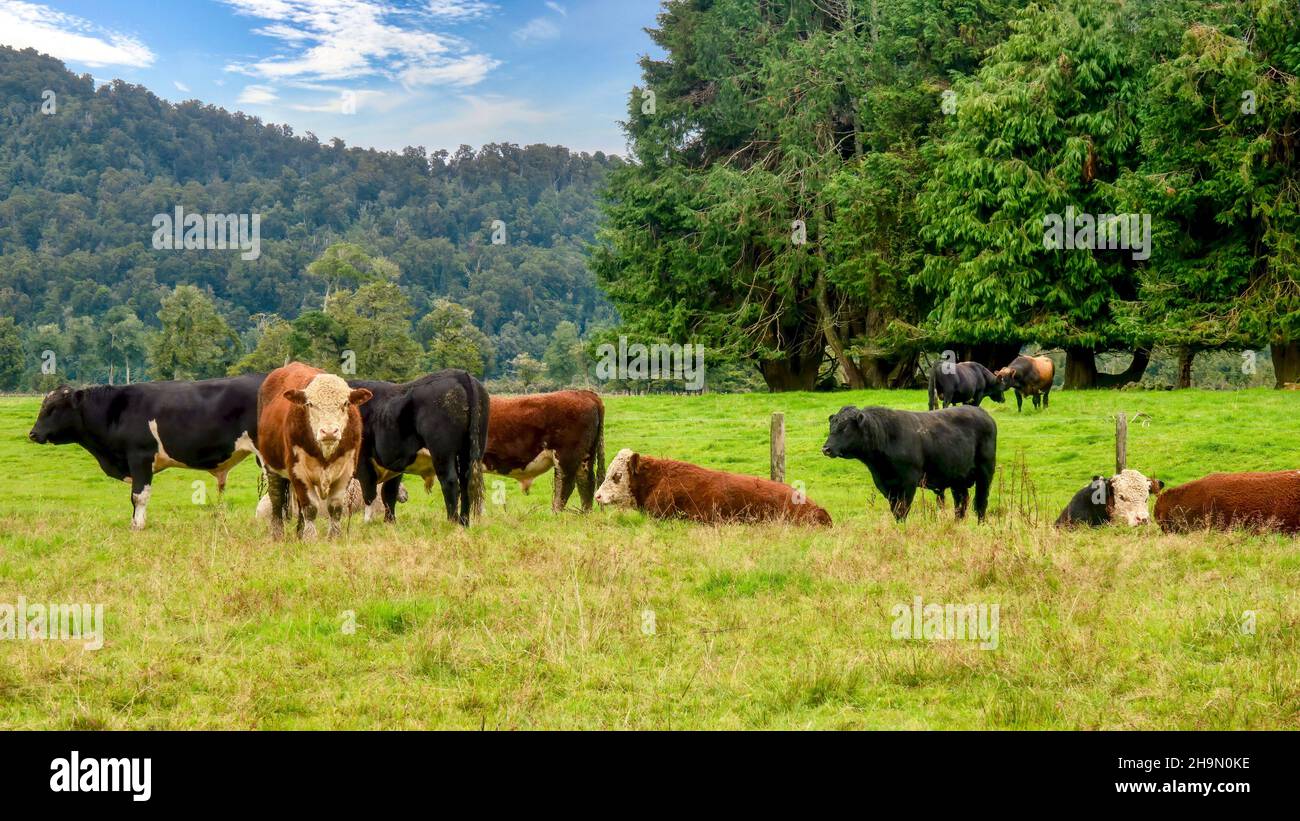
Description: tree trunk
1064,347,1097,388
1176,347,1195,389
959,342,1023,371
759,351,820,392
1095,348,1150,388
814,271,866,389
858,352,919,388
1272,342,1300,387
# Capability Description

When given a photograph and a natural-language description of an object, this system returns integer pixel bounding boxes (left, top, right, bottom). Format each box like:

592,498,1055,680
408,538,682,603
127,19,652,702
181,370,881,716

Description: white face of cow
285,374,370,458
594,448,637,507
1110,469,1153,526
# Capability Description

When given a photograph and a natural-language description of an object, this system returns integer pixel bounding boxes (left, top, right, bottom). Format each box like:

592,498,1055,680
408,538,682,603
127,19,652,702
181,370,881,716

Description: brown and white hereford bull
1055,469,1162,528
484,390,605,512
257,362,372,539
594,449,832,526
1155,471,1300,534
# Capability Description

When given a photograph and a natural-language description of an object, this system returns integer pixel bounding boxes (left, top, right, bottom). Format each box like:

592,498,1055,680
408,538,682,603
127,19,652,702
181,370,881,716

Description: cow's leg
1042,387,1051,409
1032,393,1042,409
291,480,315,539
553,457,581,513
126,452,154,531
888,485,917,521
1015,390,1024,412
576,456,596,512
974,469,993,523
326,495,345,539
435,455,462,525
380,478,401,524
266,472,290,539
951,485,971,519
356,461,380,523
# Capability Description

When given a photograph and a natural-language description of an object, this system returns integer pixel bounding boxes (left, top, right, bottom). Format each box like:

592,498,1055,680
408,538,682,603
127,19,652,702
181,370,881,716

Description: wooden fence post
770,412,786,483
1115,411,1128,474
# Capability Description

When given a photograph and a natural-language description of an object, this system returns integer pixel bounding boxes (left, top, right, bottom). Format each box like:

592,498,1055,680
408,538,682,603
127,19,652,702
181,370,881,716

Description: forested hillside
0,46,620,388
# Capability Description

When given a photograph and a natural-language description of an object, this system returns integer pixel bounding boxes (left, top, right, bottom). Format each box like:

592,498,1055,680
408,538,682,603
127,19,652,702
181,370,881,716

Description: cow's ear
349,388,373,406
70,389,85,408
284,389,308,405
628,453,640,476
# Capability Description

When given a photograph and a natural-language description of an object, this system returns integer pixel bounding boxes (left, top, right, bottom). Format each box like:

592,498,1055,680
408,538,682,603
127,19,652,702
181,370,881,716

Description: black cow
822,404,997,522
928,361,1005,410
27,376,265,529
351,370,489,527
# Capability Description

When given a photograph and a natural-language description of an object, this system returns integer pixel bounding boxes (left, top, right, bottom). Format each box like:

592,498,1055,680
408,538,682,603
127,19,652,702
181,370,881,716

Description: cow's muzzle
28,430,44,443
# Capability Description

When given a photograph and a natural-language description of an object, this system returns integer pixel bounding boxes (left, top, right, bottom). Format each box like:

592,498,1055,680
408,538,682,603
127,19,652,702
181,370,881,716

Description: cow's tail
468,375,487,519
927,366,939,411
593,394,606,487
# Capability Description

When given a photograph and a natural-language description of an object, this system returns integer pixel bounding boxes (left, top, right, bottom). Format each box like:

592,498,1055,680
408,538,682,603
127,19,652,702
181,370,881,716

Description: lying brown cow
995,355,1055,412
258,362,372,539
484,390,605,512
1155,470,1300,533
594,449,832,526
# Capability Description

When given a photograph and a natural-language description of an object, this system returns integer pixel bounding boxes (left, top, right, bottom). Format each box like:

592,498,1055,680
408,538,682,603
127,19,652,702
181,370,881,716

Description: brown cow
484,390,605,512
1155,471,1300,534
258,362,372,539
594,449,832,526
995,355,1055,412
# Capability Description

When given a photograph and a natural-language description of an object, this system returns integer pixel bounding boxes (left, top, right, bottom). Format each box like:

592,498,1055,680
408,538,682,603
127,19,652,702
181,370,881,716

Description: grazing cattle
258,363,372,539
351,370,488,527
27,376,264,529
484,390,605,512
995,355,1055,412
594,449,832,525
1155,471,1300,534
255,479,407,522
1055,470,1163,528
928,361,1005,410
822,405,997,522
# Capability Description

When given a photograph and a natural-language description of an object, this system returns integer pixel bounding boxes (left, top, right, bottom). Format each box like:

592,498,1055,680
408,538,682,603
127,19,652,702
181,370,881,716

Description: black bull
822,405,998,522
928,361,1006,410
350,369,489,527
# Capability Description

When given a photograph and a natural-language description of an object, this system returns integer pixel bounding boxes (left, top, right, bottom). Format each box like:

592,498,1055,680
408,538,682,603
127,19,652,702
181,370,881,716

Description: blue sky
0,0,663,156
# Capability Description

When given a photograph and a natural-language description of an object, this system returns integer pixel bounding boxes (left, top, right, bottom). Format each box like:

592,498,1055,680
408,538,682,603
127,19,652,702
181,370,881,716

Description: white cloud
545,2,566,16
221,0,499,88
237,84,279,105
174,80,191,93
0,1,154,68
512,17,560,44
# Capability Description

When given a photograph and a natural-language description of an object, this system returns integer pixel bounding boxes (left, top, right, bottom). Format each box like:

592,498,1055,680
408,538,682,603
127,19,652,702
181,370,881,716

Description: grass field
1,388,1298,729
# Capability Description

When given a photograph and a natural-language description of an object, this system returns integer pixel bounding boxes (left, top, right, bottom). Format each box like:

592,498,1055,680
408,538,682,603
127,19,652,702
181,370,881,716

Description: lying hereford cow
1055,470,1163,528
351,370,488,527
995,355,1055,412
28,376,265,529
484,390,605,512
255,479,408,522
259,363,371,539
823,404,997,522
594,449,831,526
1155,471,1300,534
928,361,1005,410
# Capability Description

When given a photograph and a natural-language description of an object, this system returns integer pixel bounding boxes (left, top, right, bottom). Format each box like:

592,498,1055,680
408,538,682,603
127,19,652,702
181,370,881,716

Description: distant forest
0,46,621,389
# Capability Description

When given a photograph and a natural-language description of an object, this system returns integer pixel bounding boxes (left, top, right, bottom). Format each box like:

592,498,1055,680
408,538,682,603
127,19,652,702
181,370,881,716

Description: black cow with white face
928,361,1006,410
822,404,998,522
28,376,265,529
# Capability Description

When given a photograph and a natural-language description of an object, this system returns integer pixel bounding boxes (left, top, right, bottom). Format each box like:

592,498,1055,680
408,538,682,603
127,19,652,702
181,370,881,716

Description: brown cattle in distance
1155,471,1300,534
995,355,1055,412
484,390,605,512
595,449,832,526
258,362,372,539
